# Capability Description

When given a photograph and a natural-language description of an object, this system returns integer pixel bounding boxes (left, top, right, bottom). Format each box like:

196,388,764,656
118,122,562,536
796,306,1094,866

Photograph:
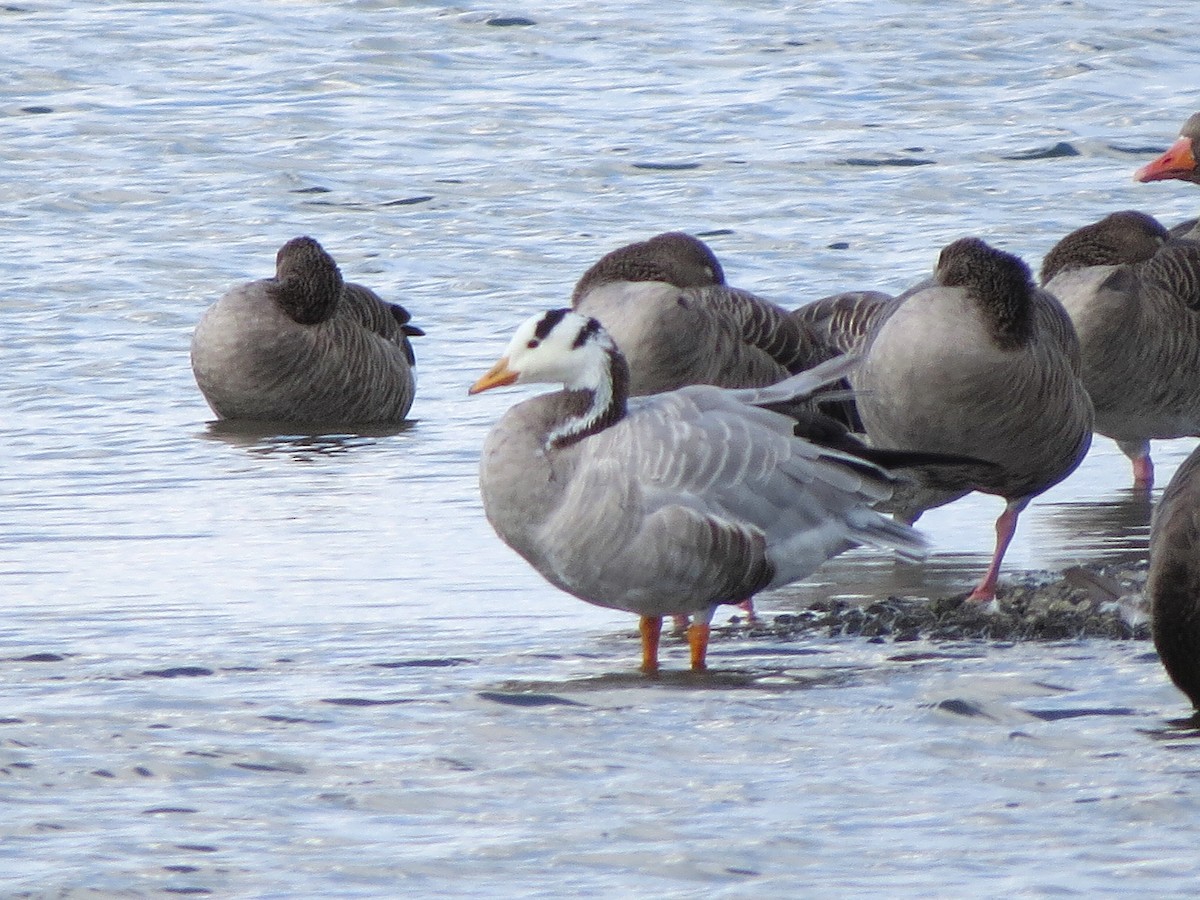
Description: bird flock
190,113,1200,706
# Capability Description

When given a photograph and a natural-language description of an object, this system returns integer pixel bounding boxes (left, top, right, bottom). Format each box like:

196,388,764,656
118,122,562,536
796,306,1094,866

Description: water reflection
491,662,863,694
1038,490,1155,565
198,418,416,457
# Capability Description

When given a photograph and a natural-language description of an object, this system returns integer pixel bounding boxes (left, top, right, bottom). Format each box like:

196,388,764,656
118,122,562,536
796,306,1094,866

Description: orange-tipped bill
1134,136,1198,183
469,357,518,395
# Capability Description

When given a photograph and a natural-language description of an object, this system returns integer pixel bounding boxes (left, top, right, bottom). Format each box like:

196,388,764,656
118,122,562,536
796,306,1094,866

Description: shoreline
736,561,1151,643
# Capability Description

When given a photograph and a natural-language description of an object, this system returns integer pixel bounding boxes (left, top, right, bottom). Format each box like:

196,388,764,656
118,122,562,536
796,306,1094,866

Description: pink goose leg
966,497,1030,604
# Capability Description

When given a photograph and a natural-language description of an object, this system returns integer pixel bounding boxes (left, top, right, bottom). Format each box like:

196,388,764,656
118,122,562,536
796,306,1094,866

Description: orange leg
687,623,710,671
687,606,716,671
639,615,663,674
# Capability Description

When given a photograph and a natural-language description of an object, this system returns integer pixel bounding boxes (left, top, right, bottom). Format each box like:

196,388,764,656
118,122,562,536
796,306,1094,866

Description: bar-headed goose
470,309,926,673
853,238,1094,604
1041,210,1200,488
571,232,830,397
191,236,423,425
1147,445,1200,711
1134,112,1200,240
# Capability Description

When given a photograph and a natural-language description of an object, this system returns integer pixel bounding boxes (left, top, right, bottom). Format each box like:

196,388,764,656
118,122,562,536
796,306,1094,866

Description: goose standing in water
1134,112,1200,240
470,309,927,673
1039,210,1200,488
571,232,831,396
852,238,1094,604
191,236,423,425
1147,444,1200,711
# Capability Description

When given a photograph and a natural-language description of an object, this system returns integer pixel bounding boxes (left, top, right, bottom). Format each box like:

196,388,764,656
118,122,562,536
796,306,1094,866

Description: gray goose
1134,112,1200,240
469,309,926,673
1147,444,1200,710
574,232,837,625
852,238,1094,603
1041,210,1200,488
191,236,422,425
571,232,830,396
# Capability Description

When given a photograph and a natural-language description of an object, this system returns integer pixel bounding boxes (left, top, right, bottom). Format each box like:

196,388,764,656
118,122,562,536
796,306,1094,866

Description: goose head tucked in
569,232,823,399
570,231,725,303
854,237,1093,605
470,309,926,673
190,236,422,426
270,236,346,325
1039,211,1170,286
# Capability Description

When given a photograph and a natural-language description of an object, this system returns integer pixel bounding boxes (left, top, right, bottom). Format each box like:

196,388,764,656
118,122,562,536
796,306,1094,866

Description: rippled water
5,1,1200,895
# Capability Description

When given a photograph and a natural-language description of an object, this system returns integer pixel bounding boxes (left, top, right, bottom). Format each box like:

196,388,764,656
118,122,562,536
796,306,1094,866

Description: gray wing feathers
539,457,774,612
793,290,896,356
340,283,421,365
562,364,922,596
720,352,862,409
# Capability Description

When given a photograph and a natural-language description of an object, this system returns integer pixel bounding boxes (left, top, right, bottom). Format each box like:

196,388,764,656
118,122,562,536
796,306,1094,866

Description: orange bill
469,357,518,395
1134,136,1197,183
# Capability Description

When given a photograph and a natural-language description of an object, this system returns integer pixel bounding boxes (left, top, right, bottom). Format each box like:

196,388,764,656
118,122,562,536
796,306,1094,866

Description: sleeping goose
469,309,927,673
852,238,1094,603
574,232,840,626
1147,444,1200,710
1134,112,1200,239
571,232,830,396
191,236,423,425
1039,210,1200,488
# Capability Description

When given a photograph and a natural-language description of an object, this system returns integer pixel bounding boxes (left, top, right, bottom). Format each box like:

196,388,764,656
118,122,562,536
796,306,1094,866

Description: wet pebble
738,562,1150,644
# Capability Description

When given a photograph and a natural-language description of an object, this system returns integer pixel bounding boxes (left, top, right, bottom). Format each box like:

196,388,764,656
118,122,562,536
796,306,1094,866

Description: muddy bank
737,562,1151,643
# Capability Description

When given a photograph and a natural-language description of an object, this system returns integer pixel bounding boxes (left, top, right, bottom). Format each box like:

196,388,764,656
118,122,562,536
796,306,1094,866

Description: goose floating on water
191,236,423,426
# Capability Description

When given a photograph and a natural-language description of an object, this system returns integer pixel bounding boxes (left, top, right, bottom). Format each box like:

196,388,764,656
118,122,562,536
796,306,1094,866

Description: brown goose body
1147,445,1200,710
1042,211,1200,486
571,232,828,397
191,237,421,425
853,238,1094,602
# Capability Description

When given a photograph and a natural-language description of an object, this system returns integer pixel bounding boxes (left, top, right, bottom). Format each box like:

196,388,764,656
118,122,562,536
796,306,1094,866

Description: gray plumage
852,238,1093,601
571,232,829,397
1042,211,1200,486
191,236,422,425
792,290,898,358
1147,444,1200,709
473,311,925,626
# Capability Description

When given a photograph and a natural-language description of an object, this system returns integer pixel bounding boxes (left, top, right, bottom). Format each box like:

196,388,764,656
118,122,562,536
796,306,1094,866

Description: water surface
4,1,1200,895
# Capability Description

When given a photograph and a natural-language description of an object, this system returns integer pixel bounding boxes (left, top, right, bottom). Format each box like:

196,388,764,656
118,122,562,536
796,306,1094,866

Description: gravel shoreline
736,561,1151,643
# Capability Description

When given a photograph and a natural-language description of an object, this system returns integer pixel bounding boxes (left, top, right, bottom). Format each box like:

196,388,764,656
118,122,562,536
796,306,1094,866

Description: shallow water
4,1,1200,895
